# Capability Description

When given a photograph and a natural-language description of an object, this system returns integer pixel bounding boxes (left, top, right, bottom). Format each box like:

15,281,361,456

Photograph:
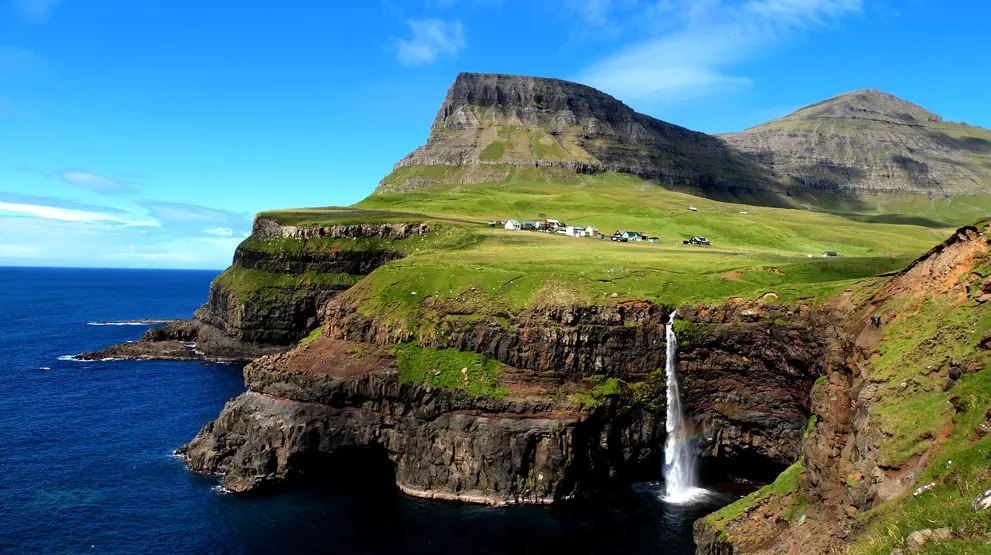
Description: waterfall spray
662,310,709,504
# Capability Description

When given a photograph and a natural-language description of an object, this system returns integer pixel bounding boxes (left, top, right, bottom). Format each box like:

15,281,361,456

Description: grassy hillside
256,169,952,323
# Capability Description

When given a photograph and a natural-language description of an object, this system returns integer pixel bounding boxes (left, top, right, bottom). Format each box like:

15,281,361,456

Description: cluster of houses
489,219,712,247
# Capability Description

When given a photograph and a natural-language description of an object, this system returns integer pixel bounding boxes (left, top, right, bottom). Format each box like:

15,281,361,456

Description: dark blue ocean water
0,267,722,555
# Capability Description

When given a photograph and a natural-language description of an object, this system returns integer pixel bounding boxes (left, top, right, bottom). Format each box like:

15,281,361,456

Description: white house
565,226,586,237
545,219,563,228
505,220,522,231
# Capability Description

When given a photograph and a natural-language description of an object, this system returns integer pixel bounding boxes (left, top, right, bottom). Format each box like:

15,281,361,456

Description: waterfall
662,310,708,504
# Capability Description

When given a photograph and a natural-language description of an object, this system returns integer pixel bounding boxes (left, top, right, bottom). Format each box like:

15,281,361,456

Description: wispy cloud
12,0,63,22
0,202,158,226
203,227,234,237
140,201,252,236
394,19,466,65
0,192,130,214
59,170,139,195
0,217,237,269
577,0,862,103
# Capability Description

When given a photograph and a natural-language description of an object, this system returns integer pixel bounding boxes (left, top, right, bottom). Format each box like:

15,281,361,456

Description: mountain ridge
380,73,991,214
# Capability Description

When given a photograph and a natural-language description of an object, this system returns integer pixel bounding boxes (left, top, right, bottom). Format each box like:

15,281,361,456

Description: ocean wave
57,355,121,362
39,367,51,371
86,321,155,326
211,485,231,495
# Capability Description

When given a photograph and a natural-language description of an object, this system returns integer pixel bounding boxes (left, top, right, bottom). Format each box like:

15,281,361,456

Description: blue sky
1,0,988,269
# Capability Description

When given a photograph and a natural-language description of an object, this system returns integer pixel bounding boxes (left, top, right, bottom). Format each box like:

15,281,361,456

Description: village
488,218,713,246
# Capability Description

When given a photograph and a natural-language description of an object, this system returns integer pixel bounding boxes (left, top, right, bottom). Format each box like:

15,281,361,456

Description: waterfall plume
662,310,709,504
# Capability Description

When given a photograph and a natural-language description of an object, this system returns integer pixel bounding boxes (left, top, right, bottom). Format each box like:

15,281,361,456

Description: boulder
905,528,952,552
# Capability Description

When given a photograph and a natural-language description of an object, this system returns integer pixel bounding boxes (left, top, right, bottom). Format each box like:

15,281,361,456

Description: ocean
0,267,722,555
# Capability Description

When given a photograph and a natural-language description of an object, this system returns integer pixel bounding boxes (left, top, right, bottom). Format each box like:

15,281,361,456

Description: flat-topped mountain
723,88,991,197
382,72,776,200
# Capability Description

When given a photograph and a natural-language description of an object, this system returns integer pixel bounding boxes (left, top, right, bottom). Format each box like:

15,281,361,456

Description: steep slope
695,220,991,554
723,89,991,202
380,72,781,204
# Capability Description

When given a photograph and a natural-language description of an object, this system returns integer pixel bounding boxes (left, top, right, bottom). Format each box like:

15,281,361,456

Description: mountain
379,72,778,203
722,88,991,198
380,74,991,220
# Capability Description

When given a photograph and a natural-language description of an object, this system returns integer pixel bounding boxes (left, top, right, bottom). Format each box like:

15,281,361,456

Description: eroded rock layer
181,299,836,504
179,338,661,504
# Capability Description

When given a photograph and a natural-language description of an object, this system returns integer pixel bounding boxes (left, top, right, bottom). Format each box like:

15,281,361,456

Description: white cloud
13,0,63,22
0,202,158,226
395,19,466,66
203,227,233,237
59,170,138,195
577,0,862,103
141,201,252,236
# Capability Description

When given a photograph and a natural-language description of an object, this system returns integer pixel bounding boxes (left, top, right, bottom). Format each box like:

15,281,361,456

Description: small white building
565,226,586,237
586,225,599,235
505,220,522,231
545,219,563,228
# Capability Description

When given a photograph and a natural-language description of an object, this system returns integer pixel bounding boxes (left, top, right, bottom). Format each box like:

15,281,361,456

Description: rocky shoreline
77,319,288,363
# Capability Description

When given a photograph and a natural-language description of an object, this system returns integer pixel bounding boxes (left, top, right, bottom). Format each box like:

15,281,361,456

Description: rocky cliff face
79,219,431,362
380,72,775,196
678,304,841,473
181,297,837,504
179,337,662,503
723,89,991,197
192,218,428,346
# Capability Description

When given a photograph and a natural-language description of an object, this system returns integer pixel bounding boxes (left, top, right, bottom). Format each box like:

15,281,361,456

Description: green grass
213,266,362,302
237,224,477,255
571,375,627,407
532,133,568,160
705,463,808,541
329,170,947,332
392,343,508,398
846,292,991,553
480,140,507,161
300,327,322,345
